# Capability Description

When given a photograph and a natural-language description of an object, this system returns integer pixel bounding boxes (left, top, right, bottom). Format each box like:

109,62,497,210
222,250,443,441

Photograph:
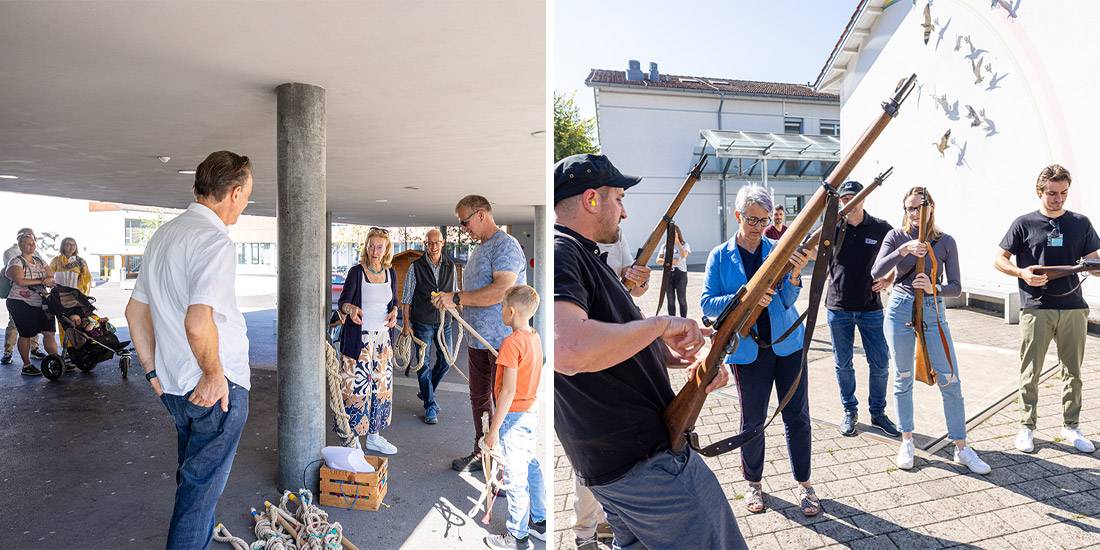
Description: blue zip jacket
700,236,803,365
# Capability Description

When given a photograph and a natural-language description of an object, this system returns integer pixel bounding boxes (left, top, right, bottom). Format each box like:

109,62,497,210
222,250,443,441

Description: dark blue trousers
413,320,453,415
160,381,249,550
733,347,812,483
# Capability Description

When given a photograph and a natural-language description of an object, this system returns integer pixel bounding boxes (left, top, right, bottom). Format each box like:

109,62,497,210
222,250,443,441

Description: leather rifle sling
693,190,842,457
655,222,678,316
926,246,957,385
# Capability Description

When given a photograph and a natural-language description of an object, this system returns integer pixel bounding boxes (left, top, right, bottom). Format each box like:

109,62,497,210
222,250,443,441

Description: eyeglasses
459,209,483,227
426,240,444,246
904,206,922,213
740,214,770,227
369,227,389,234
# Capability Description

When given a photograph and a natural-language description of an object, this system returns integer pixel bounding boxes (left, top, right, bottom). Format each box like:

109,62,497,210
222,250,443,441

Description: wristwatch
452,292,462,306
145,370,158,381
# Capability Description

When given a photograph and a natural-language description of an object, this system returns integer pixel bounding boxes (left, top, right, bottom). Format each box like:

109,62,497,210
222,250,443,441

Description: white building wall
592,87,839,264
837,1,1100,303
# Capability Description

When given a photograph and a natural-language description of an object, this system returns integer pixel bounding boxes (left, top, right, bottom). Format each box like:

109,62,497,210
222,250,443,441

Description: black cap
554,154,642,204
839,180,863,197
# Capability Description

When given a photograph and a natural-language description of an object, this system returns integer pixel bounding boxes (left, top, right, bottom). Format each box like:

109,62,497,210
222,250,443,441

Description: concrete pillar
276,83,326,493
533,205,547,341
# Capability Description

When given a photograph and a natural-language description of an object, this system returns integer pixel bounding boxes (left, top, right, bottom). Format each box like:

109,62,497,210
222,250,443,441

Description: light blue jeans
884,292,967,441
499,411,546,539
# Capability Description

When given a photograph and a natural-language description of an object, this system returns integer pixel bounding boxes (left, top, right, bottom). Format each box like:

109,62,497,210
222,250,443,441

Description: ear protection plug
590,200,597,206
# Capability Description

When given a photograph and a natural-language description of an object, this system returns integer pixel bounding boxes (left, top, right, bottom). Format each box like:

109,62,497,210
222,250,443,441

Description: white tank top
360,271,392,333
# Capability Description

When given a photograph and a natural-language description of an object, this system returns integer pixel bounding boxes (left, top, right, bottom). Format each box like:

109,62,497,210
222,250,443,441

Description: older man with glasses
401,228,459,425
432,195,527,473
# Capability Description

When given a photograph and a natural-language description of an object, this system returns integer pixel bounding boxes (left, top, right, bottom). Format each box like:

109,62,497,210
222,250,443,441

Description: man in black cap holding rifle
554,153,746,549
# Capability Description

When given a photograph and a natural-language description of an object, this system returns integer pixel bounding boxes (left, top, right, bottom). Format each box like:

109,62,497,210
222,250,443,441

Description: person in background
401,228,458,425
764,205,789,240
50,237,94,352
596,228,650,298
337,227,400,455
482,285,546,549
656,225,691,317
5,231,59,376
2,227,45,365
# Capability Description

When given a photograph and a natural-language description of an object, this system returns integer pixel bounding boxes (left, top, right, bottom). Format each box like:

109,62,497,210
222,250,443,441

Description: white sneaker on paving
1015,428,1035,453
896,439,915,470
366,434,398,455
1061,427,1096,453
954,446,991,474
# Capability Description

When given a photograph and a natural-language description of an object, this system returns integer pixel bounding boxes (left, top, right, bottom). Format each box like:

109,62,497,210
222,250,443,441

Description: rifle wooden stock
623,154,708,290
664,75,916,452
912,200,936,386
737,168,893,338
1033,259,1100,281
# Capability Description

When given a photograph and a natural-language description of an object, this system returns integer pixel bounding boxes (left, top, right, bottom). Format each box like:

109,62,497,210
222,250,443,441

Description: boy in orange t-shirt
483,285,545,549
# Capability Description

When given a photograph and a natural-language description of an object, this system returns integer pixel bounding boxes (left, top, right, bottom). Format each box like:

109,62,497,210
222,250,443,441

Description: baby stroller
35,284,133,381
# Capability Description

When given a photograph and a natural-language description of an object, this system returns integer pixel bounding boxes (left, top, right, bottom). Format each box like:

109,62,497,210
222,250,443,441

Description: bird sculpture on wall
922,2,933,44
934,93,950,113
980,109,998,136
934,129,951,157
964,36,988,61
987,72,1007,91
965,105,982,127
972,57,985,84
935,18,951,50
954,34,964,52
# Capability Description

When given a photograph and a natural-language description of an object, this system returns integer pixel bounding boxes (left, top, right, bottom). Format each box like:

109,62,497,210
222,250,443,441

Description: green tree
554,91,599,162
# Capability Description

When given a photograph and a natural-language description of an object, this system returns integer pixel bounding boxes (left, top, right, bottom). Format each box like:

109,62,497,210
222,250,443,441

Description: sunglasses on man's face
459,209,482,227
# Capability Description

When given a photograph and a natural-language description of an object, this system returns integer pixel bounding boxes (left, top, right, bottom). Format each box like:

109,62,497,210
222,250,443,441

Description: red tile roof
585,69,839,102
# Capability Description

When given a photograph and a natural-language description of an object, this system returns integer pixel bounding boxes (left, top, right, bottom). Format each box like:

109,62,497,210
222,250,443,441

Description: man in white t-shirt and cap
2,227,46,365
125,150,253,549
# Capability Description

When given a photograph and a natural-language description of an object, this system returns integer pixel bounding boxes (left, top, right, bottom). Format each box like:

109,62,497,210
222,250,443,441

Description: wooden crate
318,455,388,512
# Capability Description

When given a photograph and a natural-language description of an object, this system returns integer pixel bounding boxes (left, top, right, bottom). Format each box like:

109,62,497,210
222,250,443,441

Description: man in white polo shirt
125,150,253,550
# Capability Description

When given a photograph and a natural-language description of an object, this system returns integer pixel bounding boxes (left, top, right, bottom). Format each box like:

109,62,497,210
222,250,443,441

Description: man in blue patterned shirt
433,195,527,473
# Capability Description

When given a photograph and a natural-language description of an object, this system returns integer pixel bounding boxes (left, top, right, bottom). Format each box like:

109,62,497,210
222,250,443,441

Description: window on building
820,119,840,136
785,195,804,216
124,218,159,247
784,117,804,134
237,242,275,266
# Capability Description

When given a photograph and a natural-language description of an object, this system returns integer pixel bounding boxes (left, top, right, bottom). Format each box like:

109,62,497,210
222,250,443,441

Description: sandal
799,485,822,517
746,483,766,514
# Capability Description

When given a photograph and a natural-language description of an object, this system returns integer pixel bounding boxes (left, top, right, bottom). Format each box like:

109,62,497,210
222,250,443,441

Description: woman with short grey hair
700,185,819,516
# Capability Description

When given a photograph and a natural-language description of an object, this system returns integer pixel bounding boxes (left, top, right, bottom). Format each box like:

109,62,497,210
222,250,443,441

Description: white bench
945,280,1020,324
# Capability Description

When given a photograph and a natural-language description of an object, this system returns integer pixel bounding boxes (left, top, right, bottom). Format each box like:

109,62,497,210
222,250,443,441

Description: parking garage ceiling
0,1,546,225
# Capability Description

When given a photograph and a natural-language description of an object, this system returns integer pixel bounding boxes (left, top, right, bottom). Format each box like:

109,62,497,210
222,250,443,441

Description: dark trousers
468,347,496,454
734,347,812,483
413,320,453,414
161,382,249,550
667,269,688,317
589,448,747,549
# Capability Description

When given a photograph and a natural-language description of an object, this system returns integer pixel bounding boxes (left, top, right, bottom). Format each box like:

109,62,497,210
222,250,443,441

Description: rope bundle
213,489,357,550
393,329,427,373
324,344,360,449
468,412,505,524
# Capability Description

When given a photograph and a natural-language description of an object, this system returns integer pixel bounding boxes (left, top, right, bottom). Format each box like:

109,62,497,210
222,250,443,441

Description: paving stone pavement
553,271,1100,549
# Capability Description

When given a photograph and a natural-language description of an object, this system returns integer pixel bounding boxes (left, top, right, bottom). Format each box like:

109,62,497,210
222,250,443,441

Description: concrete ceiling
0,1,546,226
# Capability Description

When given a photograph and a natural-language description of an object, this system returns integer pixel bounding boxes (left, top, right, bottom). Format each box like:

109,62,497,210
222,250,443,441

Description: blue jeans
827,308,891,416
413,320,452,415
160,382,249,550
589,448,746,550
884,292,967,441
499,412,546,539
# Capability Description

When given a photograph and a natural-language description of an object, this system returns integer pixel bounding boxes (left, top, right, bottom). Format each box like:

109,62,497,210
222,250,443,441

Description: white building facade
815,0,1100,306
588,62,841,265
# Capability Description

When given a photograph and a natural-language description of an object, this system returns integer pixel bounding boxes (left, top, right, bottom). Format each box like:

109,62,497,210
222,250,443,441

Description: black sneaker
484,532,531,550
0,352,12,365
871,414,902,437
528,519,546,541
451,452,483,473
575,536,598,550
840,410,858,436
30,348,47,360
21,365,42,376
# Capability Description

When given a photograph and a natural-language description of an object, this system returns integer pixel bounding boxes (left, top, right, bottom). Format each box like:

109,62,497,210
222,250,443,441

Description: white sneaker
366,434,398,455
1015,428,1035,453
1061,427,1096,453
896,439,915,470
954,446,991,475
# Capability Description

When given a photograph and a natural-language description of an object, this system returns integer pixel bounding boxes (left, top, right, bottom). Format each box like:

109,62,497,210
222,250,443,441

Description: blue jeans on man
160,381,249,550
827,308,891,416
414,320,452,421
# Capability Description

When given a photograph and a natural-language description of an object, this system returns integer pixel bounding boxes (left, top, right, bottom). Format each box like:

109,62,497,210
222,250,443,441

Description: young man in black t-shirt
826,181,901,438
995,164,1100,454
554,154,746,550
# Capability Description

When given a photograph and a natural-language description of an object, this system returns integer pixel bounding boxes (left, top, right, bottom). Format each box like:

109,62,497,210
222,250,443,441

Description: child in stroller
40,285,133,380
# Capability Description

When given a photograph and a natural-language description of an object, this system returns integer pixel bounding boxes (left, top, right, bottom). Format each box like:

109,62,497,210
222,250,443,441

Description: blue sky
554,0,859,118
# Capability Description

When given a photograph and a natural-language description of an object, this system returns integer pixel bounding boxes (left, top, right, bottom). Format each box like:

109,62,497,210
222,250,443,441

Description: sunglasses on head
369,227,389,234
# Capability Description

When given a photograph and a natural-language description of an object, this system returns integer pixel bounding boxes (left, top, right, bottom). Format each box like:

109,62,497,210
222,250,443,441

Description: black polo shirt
1000,210,1100,310
554,224,676,486
826,212,893,311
